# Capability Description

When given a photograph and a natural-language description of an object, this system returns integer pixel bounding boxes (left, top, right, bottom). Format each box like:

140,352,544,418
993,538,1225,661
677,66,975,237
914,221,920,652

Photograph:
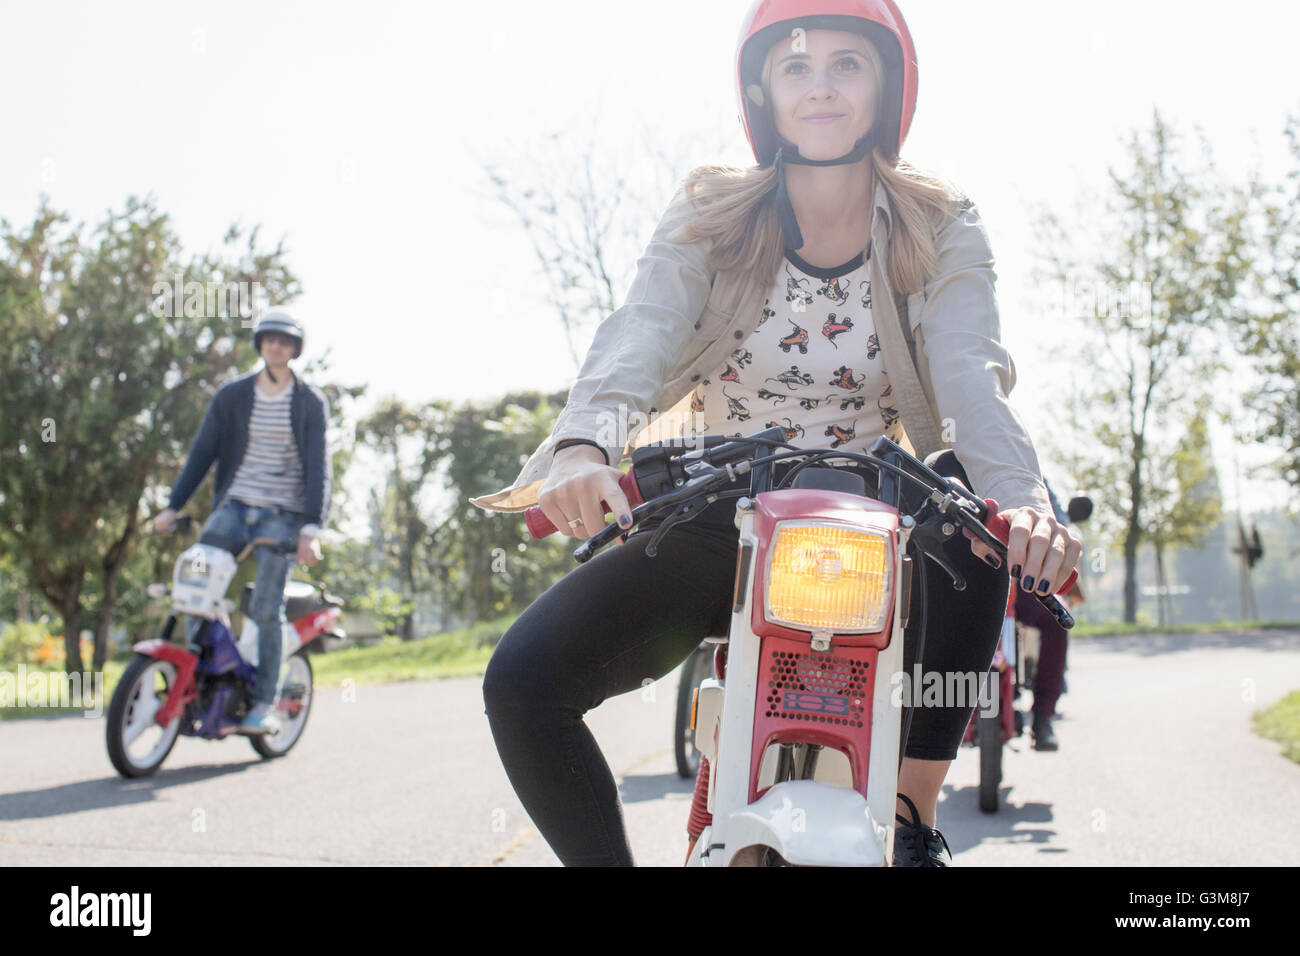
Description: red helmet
736,0,918,166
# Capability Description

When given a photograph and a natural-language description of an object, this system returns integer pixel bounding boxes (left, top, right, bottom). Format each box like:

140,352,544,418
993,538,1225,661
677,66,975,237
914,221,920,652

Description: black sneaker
1032,711,1059,751
892,794,952,867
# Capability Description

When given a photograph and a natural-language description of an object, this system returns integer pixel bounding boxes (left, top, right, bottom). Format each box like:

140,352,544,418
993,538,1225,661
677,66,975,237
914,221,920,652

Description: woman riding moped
473,0,1083,866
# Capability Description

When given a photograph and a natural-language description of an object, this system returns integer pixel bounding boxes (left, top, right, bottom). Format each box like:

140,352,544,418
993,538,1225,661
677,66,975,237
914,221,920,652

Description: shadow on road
940,783,1061,855
0,762,258,821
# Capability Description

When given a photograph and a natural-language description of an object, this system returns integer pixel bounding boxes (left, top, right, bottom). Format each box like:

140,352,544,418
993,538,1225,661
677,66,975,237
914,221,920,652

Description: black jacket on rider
168,370,331,530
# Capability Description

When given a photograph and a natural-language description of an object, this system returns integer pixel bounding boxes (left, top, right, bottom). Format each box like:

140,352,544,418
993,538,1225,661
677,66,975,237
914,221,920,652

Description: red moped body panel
131,638,200,727
744,489,901,803
294,606,341,642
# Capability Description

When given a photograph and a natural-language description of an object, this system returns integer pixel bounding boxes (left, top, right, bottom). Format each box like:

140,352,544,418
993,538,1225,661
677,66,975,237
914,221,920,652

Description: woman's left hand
968,506,1083,596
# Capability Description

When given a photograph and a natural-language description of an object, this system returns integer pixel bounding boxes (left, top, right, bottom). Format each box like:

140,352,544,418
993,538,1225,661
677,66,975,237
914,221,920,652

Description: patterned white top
225,385,306,512
690,247,903,454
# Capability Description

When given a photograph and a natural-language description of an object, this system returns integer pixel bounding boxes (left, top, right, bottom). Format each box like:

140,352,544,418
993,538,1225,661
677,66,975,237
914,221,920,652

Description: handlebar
524,471,646,538
235,537,286,563
157,514,293,564
153,513,194,537
523,433,779,540
523,430,1079,629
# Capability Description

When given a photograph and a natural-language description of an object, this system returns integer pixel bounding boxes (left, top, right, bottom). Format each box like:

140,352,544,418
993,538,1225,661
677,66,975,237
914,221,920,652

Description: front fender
131,639,197,667
129,640,199,726
723,780,889,867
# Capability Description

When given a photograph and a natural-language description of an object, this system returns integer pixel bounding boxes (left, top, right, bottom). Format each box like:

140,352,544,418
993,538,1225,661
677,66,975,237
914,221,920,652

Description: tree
431,391,574,624
0,196,298,671
483,132,641,372
1238,113,1300,493
354,398,441,639
480,120,734,371
1141,403,1223,625
1034,110,1252,622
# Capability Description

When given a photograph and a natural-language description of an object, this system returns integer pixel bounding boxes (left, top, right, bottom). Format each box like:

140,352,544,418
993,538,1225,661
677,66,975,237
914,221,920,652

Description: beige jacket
469,177,1051,516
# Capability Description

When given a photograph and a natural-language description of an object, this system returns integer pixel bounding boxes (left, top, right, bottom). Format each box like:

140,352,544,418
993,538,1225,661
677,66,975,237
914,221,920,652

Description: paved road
2,629,1297,866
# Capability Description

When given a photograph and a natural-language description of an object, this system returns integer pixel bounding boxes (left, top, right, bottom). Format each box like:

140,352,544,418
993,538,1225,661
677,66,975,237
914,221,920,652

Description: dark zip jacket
167,369,331,528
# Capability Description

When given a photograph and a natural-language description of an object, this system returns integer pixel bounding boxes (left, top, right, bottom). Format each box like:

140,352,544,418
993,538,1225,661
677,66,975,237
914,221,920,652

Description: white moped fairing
169,543,308,669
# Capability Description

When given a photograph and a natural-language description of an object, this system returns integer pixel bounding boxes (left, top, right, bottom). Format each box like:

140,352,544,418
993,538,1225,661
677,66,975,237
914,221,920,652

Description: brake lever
572,470,732,563
643,498,711,558
943,499,1077,631
909,511,970,592
574,509,640,564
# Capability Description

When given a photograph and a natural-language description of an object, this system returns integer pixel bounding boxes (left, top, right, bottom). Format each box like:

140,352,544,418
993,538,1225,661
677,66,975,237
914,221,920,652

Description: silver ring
568,517,584,530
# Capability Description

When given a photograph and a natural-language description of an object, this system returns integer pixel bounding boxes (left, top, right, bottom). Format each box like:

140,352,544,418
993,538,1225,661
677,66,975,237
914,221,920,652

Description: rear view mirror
1067,496,1093,523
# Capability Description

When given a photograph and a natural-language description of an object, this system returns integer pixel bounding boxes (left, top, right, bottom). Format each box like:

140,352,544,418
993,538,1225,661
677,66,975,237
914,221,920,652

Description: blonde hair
674,32,970,296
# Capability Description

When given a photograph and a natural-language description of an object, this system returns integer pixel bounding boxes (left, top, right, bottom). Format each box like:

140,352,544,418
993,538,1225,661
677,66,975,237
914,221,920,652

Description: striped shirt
225,385,306,512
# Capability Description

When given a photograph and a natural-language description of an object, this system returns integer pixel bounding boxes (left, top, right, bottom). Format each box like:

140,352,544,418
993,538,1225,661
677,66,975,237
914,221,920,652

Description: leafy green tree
354,398,441,638
1035,110,1252,622
1239,113,1300,493
354,585,416,640
430,390,574,624
0,196,297,671
1141,404,1223,625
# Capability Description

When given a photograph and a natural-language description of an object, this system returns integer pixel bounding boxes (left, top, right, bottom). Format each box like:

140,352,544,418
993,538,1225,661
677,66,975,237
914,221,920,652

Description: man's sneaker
1032,711,1059,751
238,702,281,736
892,794,952,867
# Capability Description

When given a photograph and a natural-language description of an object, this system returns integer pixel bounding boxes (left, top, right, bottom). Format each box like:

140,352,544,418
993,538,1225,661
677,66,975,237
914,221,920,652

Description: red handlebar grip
981,499,1078,594
525,470,645,539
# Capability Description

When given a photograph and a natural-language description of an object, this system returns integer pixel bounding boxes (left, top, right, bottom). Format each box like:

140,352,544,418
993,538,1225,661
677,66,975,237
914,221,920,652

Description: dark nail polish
1037,578,1051,595
1021,574,1035,592
983,553,1002,569
619,514,632,527
1010,564,1022,580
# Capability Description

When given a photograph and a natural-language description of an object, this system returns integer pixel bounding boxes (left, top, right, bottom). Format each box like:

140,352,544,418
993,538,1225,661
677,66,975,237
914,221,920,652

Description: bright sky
3,0,1297,518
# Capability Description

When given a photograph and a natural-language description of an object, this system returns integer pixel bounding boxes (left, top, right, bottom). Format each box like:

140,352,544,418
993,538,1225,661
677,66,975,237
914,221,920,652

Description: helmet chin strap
772,127,879,250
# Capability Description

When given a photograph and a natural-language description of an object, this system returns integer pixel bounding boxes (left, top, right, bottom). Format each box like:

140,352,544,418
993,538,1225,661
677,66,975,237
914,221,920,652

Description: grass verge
0,615,519,721
1254,690,1300,764
311,615,518,687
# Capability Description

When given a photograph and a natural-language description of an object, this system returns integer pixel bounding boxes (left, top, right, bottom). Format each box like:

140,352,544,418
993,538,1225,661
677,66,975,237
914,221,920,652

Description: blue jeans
200,498,303,705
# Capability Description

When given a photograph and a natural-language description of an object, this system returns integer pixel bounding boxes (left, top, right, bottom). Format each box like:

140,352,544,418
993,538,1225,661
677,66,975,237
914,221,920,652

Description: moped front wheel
250,652,313,759
106,654,184,778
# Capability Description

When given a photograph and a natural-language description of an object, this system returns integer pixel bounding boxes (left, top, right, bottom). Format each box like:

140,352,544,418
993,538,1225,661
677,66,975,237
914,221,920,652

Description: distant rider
154,311,331,735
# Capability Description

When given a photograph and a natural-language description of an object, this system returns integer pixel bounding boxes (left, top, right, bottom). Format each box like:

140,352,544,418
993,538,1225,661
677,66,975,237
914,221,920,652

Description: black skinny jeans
482,453,1009,866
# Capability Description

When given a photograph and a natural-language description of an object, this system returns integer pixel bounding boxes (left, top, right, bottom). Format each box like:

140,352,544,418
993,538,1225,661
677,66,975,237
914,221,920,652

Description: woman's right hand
537,445,634,540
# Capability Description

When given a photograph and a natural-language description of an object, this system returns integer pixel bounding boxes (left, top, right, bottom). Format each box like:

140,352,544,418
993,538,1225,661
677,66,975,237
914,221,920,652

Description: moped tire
250,652,314,760
106,653,183,778
977,704,1002,813
674,643,713,779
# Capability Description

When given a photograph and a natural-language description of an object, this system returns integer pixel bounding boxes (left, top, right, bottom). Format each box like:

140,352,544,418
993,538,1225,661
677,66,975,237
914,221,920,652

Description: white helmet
253,310,304,358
